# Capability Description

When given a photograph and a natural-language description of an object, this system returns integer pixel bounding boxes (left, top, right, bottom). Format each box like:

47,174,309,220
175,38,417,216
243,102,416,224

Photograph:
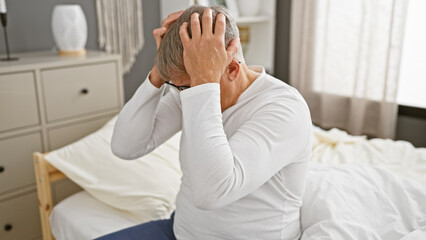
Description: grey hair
155,5,244,82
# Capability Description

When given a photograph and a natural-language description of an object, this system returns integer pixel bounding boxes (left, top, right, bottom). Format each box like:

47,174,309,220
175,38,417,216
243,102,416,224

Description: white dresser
0,51,124,240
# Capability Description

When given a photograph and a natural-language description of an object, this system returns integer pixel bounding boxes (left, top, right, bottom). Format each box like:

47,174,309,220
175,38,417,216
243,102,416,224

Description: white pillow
45,115,182,222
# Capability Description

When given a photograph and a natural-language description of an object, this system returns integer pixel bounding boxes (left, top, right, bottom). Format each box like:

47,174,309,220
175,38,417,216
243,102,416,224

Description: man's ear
227,59,240,81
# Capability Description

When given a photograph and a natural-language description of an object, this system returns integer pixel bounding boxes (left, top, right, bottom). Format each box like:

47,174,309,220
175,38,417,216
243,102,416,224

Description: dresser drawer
0,72,39,132
48,115,113,150
42,62,120,122
0,133,43,195
0,192,42,240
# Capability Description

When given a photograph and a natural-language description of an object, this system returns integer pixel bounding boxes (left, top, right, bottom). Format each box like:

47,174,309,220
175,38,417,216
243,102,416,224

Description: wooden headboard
33,152,67,240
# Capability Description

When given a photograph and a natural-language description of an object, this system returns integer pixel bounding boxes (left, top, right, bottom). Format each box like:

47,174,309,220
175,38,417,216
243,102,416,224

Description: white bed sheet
51,163,426,240
50,126,426,240
50,191,141,240
301,163,426,240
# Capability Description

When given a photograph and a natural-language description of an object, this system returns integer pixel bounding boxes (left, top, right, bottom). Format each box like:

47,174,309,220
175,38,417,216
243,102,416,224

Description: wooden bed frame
33,152,66,240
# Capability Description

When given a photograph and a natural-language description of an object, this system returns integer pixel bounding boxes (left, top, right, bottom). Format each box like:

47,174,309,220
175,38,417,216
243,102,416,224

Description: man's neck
221,64,260,112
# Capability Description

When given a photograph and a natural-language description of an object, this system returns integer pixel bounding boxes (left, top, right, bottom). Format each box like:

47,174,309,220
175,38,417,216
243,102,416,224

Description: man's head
155,5,244,83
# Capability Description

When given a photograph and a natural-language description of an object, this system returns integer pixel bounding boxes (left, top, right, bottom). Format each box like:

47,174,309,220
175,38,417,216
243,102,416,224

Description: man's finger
179,22,191,45
153,27,167,38
226,38,239,61
153,27,168,49
214,13,226,37
190,13,201,39
202,8,213,35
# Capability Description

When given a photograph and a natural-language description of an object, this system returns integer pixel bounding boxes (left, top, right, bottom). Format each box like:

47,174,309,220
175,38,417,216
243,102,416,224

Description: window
397,0,426,109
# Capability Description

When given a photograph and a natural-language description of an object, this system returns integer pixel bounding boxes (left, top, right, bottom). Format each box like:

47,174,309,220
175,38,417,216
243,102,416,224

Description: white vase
236,0,261,16
51,5,88,55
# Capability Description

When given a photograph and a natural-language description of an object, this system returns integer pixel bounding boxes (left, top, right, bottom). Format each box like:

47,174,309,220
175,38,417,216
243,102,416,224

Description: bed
33,116,426,240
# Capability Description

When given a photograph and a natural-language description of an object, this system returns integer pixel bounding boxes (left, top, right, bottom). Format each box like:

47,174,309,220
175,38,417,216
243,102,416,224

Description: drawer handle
4,223,12,231
0,166,4,173
81,88,89,94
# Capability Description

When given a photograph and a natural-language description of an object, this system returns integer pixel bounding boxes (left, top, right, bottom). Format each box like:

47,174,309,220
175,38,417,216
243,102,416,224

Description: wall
397,114,426,147
274,0,291,84
0,0,160,102
2,0,425,147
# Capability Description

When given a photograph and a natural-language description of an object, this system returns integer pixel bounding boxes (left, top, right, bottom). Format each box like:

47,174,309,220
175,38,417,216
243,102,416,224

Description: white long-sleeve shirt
111,67,312,240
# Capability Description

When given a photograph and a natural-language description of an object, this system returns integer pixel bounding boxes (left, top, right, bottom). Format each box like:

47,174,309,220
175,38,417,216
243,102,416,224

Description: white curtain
290,0,409,139
96,0,144,74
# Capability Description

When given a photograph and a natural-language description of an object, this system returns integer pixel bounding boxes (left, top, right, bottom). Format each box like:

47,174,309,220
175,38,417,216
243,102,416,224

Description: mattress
50,126,426,240
50,191,141,240
51,163,426,240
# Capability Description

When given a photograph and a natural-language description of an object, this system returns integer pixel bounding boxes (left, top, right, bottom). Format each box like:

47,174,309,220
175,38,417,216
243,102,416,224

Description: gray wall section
397,116,426,147
274,0,291,84
0,0,160,102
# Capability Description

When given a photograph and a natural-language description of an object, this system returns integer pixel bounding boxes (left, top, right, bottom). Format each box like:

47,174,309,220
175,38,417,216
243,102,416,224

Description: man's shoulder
255,73,307,106
246,74,311,126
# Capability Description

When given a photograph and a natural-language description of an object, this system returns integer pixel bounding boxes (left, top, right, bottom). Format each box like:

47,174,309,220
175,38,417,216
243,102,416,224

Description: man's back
173,67,311,239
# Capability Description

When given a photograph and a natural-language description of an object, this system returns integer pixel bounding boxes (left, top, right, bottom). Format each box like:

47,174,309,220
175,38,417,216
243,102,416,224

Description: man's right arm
111,10,184,160
111,72,182,160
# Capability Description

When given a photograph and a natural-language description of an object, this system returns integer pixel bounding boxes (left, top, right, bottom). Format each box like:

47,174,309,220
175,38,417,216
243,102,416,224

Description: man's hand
149,10,184,88
179,9,239,87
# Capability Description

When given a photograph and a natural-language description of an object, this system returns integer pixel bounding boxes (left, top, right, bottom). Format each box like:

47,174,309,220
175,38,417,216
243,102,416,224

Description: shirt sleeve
111,74,182,160
179,83,312,210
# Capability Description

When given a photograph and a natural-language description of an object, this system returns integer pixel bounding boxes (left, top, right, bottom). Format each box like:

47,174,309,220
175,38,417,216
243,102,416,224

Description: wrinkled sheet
301,126,426,239
301,163,426,240
311,126,426,185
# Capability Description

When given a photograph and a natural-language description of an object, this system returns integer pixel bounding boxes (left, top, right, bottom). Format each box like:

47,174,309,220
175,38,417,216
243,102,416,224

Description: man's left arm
180,83,311,210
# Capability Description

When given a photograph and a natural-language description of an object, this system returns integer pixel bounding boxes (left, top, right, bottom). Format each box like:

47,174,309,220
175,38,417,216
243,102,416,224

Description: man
98,5,312,240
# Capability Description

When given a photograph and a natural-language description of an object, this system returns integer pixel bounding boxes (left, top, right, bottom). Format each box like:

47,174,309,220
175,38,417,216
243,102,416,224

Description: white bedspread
301,163,426,240
51,164,426,240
